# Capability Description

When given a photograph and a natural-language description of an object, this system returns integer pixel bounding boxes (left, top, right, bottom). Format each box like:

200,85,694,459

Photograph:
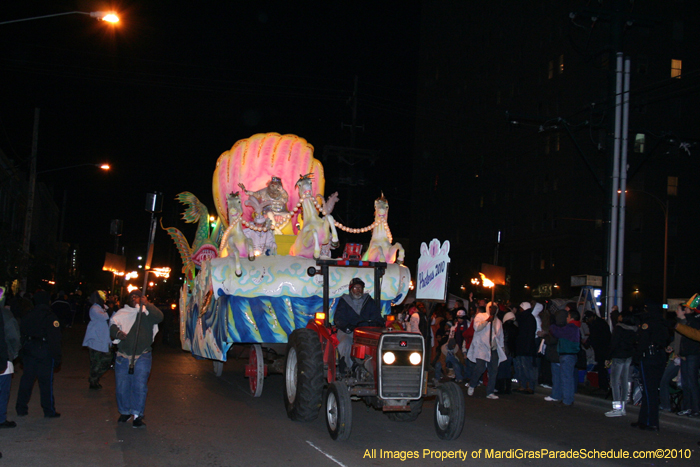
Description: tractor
282,258,465,441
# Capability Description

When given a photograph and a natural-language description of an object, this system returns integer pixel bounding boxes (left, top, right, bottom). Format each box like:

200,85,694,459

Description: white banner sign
416,239,450,301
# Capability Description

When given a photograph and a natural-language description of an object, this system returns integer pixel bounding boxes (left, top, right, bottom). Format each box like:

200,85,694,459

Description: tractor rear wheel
283,329,324,421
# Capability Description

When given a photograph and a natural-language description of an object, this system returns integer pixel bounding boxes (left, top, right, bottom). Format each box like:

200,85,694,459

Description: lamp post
4,10,119,291
623,189,669,304
0,11,119,25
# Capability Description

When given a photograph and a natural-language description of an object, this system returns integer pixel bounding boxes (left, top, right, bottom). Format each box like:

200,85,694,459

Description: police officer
15,290,62,418
631,302,671,431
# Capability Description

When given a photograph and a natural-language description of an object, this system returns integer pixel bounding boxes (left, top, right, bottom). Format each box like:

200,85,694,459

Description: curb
533,386,700,436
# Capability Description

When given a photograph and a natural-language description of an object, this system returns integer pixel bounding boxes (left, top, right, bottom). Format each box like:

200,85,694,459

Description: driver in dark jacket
334,278,383,373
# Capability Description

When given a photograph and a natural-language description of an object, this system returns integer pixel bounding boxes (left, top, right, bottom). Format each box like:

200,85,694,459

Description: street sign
416,239,450,301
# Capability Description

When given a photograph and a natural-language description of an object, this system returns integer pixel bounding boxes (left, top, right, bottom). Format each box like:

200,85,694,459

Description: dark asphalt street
1,324,698,466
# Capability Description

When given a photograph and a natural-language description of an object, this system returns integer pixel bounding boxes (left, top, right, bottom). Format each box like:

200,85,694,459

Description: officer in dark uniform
631,302,672,431
15,290,62,418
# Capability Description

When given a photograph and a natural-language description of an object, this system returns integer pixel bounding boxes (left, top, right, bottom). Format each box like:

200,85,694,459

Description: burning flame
479,273,495,288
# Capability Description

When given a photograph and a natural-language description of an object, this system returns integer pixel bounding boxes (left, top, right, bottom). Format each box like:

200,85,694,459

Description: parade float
163,133,411,396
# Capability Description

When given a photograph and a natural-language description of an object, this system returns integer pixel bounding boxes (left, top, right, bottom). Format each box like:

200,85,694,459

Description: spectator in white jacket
466,305,507,399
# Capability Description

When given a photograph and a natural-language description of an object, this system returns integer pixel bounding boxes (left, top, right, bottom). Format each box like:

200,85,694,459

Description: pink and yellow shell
212,133,325,230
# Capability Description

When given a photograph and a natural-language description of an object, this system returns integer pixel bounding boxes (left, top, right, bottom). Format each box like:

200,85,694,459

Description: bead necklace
333,219,393,243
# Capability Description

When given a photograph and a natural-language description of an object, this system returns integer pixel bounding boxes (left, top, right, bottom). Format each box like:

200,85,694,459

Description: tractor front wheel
325,381,352,441
434,382,465,440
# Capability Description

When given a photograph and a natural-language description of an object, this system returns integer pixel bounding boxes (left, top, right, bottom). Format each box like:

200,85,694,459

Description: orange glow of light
479,273,495,288
126,284,138,293
150,267,171,278
96,12,119,23
100,164,110,170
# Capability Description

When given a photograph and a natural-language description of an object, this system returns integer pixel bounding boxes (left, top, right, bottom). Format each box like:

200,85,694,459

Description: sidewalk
534,384,700,436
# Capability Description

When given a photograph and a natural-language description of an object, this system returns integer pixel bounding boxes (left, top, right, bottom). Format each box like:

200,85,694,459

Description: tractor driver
334,278,384,374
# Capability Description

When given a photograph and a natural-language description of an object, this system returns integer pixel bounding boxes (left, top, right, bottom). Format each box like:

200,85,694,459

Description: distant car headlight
383,351,396,364
409,352,422,365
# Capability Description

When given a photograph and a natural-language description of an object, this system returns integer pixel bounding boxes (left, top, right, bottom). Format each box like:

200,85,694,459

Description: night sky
0,1,421,288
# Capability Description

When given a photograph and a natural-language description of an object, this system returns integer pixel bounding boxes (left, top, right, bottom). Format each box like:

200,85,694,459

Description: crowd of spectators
391,294,700,432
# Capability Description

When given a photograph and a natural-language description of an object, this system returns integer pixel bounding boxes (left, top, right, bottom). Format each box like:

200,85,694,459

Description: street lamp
621,189,669,304
38,163,110,175
0,11,119,25
4,8,119,290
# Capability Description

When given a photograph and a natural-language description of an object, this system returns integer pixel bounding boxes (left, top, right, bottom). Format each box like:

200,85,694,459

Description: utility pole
342,75,363,147
324,75,377,230
570,1,658,317
21,108,40,292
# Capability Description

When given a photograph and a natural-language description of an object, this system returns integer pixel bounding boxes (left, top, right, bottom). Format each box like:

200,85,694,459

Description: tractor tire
325,381,353,441
434,381,465,440
386,399,423,422
283,328,324,422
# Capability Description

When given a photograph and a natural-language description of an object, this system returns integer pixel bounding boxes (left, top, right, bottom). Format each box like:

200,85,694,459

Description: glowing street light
0,11,120,25
97,12,120,23
37,163,110,175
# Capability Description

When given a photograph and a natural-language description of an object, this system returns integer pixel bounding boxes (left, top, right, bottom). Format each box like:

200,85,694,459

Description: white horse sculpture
362,194,404,264
288,174,339,259
220,192,255,276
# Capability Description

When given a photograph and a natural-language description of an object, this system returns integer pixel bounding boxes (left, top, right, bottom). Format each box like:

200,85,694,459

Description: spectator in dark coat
496,309,519,394
15,290,62,418
541,309,565,402
50,292,72,329
514,302,538,394
584,311,612,392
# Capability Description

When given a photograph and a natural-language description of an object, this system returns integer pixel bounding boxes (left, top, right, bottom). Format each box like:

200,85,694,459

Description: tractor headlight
383,351,396,364
409,352,422,365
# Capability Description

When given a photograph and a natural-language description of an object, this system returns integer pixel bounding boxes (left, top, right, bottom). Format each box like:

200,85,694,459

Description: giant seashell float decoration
212,133,325,233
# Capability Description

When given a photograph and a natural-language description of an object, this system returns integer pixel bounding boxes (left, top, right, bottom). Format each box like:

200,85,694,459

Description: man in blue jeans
434,322,466,384
110,291,163,428
549,306,581,406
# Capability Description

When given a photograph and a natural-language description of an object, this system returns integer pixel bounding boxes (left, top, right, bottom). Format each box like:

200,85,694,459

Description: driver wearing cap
333,278,384,374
